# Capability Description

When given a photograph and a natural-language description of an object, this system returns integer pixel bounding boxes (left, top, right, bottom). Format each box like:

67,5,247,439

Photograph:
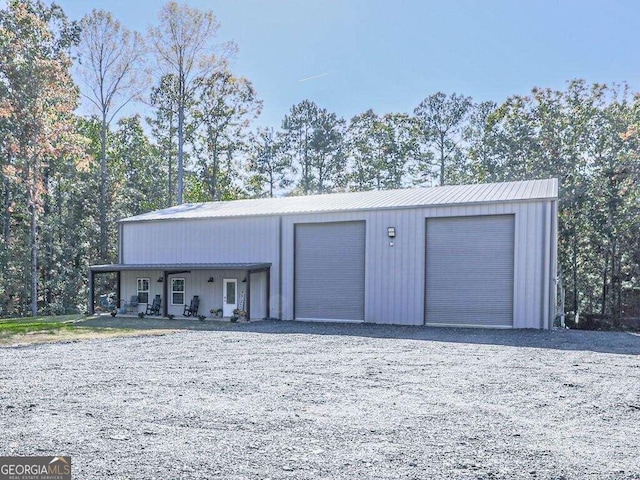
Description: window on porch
171,278,185,305
137,278,150,304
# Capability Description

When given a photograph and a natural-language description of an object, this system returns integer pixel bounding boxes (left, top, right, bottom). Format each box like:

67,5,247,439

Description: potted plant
233,308,248,322
197,314,206,322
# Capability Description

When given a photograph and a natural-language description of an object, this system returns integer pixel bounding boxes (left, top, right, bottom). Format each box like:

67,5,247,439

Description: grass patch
0,315,86,335
0,314,173,346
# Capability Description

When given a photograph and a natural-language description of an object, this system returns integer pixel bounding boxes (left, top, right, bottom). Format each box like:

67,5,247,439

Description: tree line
0,0,638,324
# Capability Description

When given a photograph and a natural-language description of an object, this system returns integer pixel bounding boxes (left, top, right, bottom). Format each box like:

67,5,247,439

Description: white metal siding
121,217,279,318
121,216,279,265
294,222,365,321
249,270,268,319
425,215,515,327
120,199,555,328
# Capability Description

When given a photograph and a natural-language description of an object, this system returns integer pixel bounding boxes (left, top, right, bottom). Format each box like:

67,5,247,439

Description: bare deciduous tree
76,9,145,261
147,1,236,204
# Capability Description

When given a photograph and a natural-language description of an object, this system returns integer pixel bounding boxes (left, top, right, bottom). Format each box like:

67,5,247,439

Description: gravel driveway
0,321,638,479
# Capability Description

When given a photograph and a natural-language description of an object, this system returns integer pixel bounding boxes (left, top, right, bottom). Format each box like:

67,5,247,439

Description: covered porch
88,263,271,320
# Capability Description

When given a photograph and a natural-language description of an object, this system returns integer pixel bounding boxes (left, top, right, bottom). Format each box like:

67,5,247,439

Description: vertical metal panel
540,202,549,329
365,208,426,325
549,199,559,328
294,221,365,321
278,216,283,319
523,202,542,324
249,271,268,320
516,205,529,324
88,271,95,314
116,271,121,309
425,215,515,327
510,201,547,328
162,271,168,316
118,224,123,263
122,216,279,264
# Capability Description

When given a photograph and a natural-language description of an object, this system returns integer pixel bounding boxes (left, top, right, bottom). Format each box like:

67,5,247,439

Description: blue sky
56,0,640,128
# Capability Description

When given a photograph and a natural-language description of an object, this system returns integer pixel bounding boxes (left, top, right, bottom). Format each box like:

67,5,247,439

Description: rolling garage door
425,215,514,327
295,221,365,321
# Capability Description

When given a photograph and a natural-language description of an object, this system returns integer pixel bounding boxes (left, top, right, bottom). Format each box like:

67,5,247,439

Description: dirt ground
0,327,175,347
0,321,638,479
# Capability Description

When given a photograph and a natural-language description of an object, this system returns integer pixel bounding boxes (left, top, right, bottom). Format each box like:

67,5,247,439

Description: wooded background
0,1,638,323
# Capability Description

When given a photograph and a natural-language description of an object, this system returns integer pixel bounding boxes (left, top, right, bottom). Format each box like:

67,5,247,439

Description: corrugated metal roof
120,178,558,223
90,263,271,272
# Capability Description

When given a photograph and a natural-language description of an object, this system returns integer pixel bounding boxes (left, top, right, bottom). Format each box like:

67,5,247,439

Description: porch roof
89,262,271,273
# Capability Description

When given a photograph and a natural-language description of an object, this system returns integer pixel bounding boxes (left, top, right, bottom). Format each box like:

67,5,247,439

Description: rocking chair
183,295,200,317
145,295,162,316
119,295,138,314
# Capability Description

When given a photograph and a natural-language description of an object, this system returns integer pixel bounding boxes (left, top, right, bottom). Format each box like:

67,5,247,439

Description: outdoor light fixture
207,277,215,283
242,277,247,283
157,277,163,283
387,227,396,238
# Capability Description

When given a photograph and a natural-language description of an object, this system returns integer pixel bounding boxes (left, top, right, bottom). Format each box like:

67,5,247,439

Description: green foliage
0,0,83,316
192,68,261,201
111,115,167,216
148,1,236,204
464,101,500,183
245,127,291,197
483,80,640,321
414,92,473,186
282,100,347,194
148,74,180,207
347,110,417,190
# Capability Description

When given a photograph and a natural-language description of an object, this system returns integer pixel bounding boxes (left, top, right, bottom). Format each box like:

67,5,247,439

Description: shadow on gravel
83,317,640,356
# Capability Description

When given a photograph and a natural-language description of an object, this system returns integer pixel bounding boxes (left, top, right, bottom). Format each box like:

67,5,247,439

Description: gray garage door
295,221,365,321
425,215,514,327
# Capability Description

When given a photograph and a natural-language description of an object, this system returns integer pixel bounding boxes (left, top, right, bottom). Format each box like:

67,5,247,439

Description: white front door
222,279,237,317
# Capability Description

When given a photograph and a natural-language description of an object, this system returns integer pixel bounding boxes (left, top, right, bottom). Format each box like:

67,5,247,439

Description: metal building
89,178,558,328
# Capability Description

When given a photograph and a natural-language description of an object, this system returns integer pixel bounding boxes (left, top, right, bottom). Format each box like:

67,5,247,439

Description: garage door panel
426,215,514,327
295,221,365,321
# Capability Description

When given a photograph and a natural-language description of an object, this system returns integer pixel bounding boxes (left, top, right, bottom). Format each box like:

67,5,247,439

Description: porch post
116,271,121,310
88,270,95,315
162,271,168,317
266,267,271,319
245,270,251,320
